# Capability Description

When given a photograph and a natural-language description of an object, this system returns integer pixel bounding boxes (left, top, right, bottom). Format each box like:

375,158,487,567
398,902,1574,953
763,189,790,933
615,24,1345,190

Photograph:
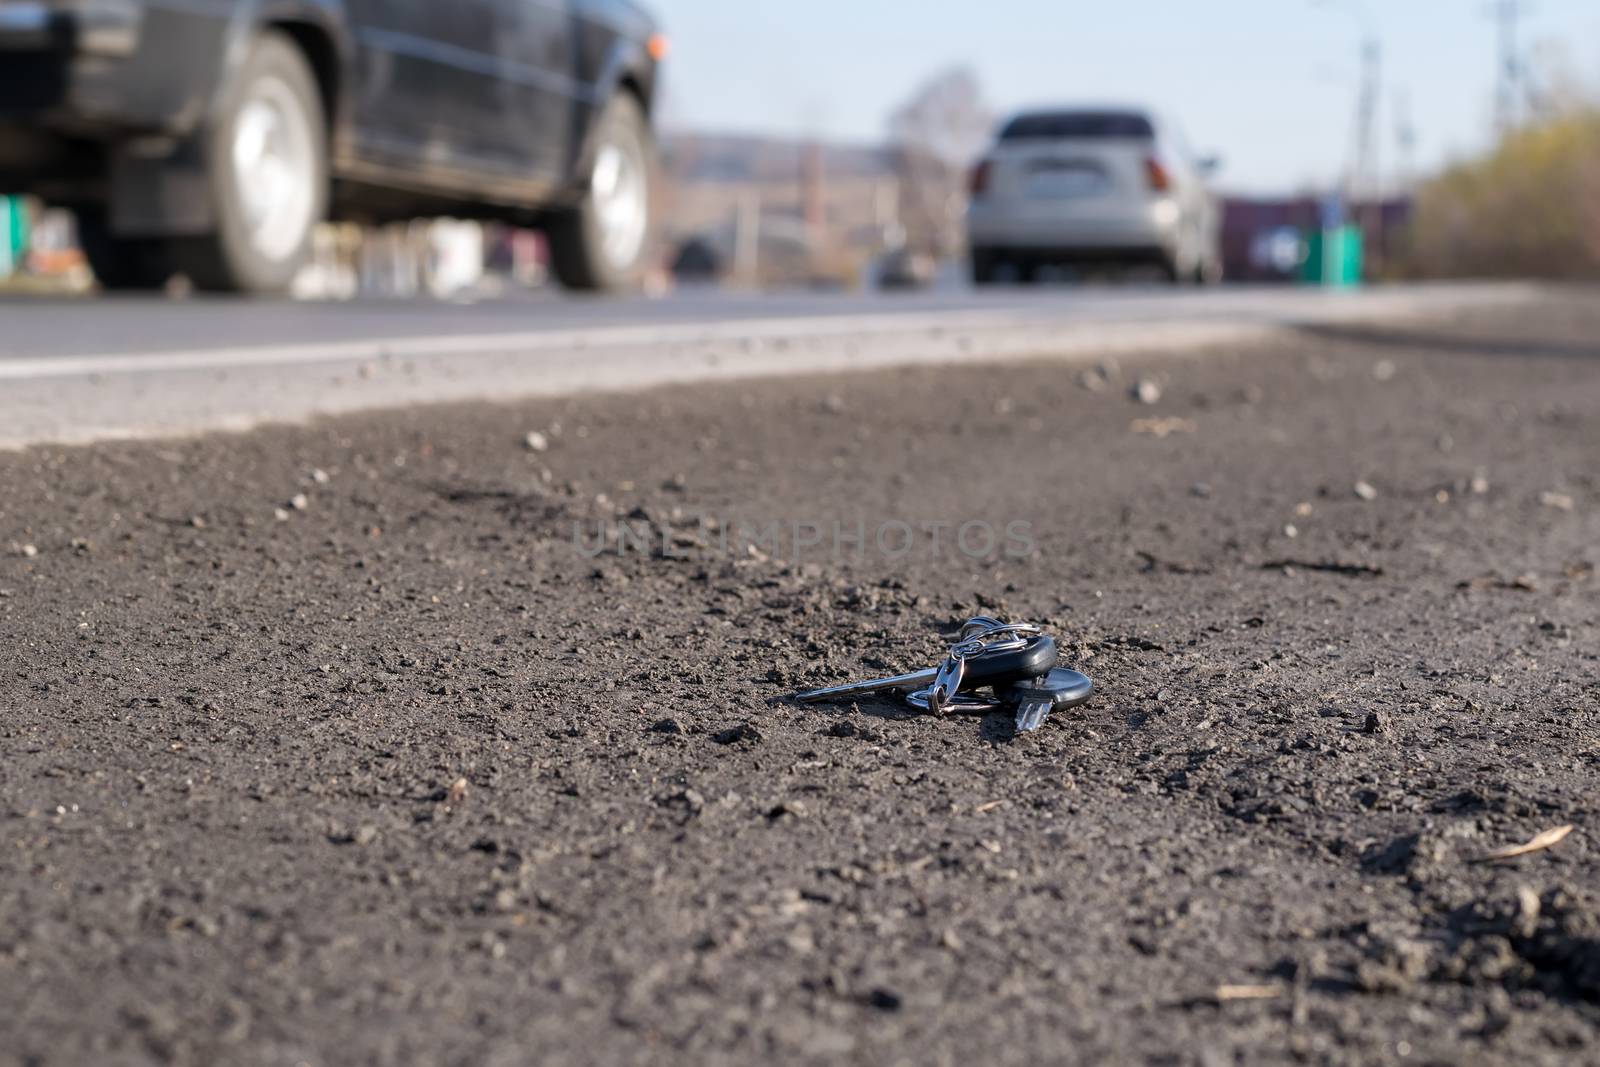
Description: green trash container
1302,224,1363,288
0,195,28,278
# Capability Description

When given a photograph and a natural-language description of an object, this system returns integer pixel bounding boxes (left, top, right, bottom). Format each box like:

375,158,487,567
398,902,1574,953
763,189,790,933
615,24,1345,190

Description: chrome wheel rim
591,140,647,271
231,75,316,263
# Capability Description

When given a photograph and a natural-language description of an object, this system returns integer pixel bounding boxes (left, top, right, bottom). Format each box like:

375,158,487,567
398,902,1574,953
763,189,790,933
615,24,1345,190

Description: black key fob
1004,666,1094,719
960,634,1058,691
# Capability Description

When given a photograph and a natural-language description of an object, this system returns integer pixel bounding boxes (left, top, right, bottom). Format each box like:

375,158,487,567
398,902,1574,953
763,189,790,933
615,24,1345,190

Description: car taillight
1145,157,1171,192
969,159,992,197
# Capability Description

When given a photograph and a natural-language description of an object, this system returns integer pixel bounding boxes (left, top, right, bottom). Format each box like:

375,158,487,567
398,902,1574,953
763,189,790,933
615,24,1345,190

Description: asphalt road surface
2,288,1598,1066
0,284,1535,360
0,283,1537,448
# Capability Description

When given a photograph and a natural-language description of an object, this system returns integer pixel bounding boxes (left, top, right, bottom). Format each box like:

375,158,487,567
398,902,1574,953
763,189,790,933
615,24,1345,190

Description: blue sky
652,0,1600,194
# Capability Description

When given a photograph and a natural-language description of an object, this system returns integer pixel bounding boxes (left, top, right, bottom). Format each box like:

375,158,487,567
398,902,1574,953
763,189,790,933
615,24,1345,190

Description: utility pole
801,139,826,255
1313,0,1383,277
1487,0,1532,135
1311,1,1381,201
1392,87,1417,194
733,187,760,286
1351,35,1381,203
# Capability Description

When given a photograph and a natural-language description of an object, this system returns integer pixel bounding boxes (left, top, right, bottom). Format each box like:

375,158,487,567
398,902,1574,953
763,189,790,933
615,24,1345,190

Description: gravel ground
3,291,1599,1067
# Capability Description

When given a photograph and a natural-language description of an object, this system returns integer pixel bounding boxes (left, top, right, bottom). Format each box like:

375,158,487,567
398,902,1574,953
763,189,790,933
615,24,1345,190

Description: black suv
0,0,662,293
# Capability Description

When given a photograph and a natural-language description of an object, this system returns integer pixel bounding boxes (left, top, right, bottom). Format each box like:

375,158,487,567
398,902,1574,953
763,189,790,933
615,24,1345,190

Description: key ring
948,618,1041,659
905,686,1004,714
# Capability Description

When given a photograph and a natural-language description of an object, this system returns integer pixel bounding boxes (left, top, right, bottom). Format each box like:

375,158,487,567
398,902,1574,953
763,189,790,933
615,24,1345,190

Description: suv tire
547,94,656,292
175,32,327,294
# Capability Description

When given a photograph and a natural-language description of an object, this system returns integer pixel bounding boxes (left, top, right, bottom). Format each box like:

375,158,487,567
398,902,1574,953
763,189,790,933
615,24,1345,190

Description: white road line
0,310,1029,381
0,284,1547,450
0,282,1541,382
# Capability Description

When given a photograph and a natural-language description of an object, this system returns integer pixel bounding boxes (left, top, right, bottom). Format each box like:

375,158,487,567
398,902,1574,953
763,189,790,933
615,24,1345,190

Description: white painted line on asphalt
0,282,1541,381
0,319,1280,451
0,310,1029,381
0,283,1548,450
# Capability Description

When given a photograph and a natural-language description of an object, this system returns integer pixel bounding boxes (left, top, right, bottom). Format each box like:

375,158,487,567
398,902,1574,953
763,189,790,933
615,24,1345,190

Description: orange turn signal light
647,34,670,61
1145,157,1171,192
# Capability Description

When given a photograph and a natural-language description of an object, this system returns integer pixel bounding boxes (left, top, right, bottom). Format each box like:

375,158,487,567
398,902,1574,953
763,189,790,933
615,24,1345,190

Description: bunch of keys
794,616,1093,734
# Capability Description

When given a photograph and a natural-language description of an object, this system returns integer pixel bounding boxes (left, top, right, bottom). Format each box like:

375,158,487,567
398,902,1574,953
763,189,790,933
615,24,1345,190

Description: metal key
795,623,1056,705
1003,667,1095,733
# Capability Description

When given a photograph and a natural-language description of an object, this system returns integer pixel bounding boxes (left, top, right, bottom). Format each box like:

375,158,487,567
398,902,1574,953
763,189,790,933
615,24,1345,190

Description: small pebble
1354,481,1379,501
20,544,38,558
1131,378,1163,405
524,431,549,453
311,468,331,484
768,800,809,820
1541,491,1575,512
289,493,309,511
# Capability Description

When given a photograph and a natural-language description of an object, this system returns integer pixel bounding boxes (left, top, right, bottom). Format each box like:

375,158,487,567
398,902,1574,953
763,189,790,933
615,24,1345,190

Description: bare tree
887,67,992,258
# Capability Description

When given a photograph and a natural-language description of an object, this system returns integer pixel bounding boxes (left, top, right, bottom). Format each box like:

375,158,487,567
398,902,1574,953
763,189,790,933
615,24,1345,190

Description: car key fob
1004,666,1094,732
959,634,1058,691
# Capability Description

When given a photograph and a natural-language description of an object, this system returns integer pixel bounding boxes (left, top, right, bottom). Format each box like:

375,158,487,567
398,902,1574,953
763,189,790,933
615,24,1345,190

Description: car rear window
999,112,1155,140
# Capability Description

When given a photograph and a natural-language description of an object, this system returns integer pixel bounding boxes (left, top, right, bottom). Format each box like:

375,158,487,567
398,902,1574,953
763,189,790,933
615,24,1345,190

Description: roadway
0,282,1540,448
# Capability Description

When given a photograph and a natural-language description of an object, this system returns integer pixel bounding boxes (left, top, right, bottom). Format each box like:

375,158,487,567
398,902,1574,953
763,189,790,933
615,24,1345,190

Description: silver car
966,107,1222,284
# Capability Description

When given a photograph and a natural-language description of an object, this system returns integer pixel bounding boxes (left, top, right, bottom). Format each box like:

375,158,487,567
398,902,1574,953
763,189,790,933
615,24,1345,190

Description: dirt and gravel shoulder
2,290,1599,1066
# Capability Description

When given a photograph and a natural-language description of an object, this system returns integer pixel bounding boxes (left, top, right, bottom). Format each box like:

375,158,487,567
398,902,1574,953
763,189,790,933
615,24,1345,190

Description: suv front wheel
546,94,656,292
176,31,327,294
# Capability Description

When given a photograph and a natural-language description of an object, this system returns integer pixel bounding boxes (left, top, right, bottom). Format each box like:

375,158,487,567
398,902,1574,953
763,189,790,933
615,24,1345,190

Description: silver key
1014,696,1052,733
1002,667,1094,734
793,617,1043,706
794,666,943,704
